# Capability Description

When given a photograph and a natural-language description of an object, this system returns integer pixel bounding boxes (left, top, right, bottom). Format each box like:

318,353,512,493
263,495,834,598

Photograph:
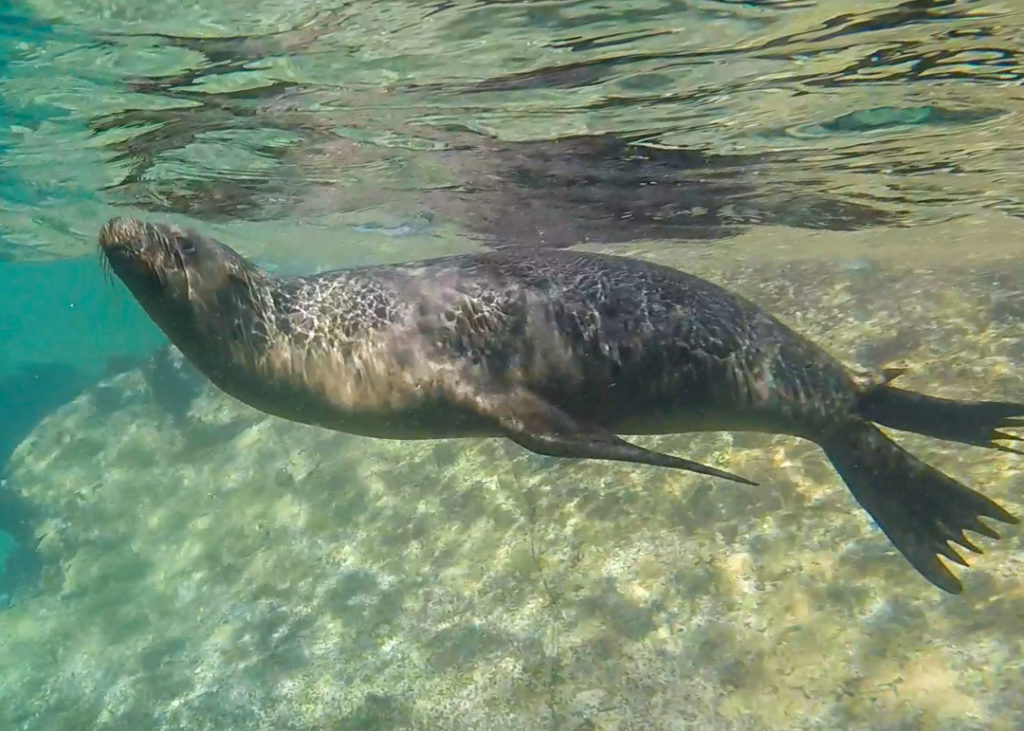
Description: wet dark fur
99,216,1021,593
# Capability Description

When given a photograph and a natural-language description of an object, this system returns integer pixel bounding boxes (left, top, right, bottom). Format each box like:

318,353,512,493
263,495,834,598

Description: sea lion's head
99,216,265,353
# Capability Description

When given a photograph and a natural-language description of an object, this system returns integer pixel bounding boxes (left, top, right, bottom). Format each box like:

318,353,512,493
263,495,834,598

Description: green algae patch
2,253,1024,730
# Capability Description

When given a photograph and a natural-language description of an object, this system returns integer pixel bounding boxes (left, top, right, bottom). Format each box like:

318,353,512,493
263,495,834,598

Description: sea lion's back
457,248,777,362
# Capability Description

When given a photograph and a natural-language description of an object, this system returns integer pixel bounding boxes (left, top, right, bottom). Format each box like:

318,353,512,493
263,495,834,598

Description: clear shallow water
3,1,1024,729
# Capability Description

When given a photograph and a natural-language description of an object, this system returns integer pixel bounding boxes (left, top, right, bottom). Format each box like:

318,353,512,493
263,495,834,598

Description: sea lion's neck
159,268,277,398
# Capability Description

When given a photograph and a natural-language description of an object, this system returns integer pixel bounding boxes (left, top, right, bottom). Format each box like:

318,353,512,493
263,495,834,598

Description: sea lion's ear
442,378,756,485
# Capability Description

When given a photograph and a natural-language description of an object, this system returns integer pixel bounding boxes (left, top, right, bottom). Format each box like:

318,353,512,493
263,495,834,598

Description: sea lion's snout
99,216,217,268
99,216,258,316
98,215,174,268
98,216,148,252
99,215,197,305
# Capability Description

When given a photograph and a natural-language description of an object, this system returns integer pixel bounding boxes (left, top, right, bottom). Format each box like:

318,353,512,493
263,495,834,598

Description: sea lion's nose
99,216,145,249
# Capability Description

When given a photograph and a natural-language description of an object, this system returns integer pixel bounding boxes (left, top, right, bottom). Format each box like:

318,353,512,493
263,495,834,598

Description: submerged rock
1,251,1022,730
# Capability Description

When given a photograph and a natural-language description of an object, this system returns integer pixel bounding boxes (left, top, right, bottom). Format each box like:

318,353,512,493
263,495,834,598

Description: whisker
97,246,115,287
173,246,195,301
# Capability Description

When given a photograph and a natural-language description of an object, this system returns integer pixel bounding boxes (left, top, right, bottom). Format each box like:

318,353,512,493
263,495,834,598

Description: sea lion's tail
820,418,1017,593
857,385,1024,453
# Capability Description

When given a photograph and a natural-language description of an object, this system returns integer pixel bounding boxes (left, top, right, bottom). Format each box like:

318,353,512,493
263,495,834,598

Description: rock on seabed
1,253,1023,731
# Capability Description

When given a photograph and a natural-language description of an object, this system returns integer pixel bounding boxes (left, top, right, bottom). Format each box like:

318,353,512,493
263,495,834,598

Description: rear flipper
858,385,1024,453
443,380,757,486
822,418,1018,593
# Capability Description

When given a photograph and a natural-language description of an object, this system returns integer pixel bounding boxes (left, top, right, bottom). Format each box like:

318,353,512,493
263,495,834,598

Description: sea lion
98,215,1021,593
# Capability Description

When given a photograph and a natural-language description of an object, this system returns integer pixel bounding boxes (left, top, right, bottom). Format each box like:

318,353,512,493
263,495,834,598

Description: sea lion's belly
207,329,749,441
203,354,501,440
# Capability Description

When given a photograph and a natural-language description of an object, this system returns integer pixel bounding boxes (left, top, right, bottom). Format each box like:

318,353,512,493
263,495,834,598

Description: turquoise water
3,1,1024,729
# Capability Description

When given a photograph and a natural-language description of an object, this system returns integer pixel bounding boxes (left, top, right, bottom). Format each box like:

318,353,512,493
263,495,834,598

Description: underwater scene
3,0,1024,728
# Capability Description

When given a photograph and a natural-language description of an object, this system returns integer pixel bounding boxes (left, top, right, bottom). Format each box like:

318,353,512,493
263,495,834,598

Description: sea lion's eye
179,237,196,255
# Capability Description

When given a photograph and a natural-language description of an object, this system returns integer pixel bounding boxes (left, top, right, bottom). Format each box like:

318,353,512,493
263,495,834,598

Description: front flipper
444,380,756,486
